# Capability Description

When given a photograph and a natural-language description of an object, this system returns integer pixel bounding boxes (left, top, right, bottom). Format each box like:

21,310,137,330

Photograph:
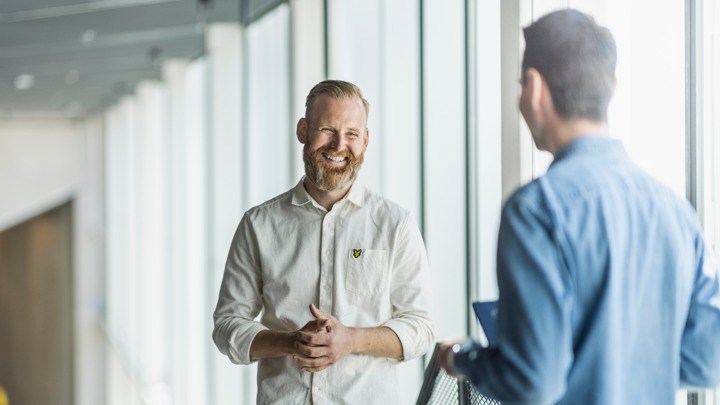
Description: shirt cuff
382,319,420,362
230,322,269,365
452,339,483,378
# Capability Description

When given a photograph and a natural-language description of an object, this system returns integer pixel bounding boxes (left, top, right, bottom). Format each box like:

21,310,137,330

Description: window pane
423,0,467,340
571,0,686,195
526,1,686,197
134,81,169,393
245,4,292,209
702,0,720,250
182,58,209,405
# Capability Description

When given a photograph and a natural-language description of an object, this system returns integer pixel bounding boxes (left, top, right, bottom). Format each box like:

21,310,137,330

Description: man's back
453,136,720,404
539,135,716,402
444,9,720,403
500,135,719,403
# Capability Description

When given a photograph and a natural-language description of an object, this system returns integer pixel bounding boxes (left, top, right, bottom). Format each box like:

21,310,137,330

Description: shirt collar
290,176,365,208
345,181,365,207
551,135,626,167
291,178,313,206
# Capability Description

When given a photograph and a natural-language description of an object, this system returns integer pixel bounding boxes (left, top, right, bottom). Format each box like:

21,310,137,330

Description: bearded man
213,80,434,404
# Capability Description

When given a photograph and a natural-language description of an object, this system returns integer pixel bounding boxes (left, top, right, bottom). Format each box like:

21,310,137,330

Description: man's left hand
293,304,356,372
438,339,465,378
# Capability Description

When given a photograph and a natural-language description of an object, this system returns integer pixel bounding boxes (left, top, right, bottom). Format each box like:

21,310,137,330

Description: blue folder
472,300,498,346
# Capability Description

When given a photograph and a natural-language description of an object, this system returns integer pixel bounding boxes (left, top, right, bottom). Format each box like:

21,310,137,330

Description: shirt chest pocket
345,249,388,303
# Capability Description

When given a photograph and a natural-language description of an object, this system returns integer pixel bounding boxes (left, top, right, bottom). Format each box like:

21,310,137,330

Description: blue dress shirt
454,136,720,404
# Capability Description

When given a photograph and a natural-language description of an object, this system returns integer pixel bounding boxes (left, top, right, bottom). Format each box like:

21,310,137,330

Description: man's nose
329,134,346,151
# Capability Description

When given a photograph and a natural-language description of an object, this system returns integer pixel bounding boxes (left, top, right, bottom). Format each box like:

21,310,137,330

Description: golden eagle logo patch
352,249,363,258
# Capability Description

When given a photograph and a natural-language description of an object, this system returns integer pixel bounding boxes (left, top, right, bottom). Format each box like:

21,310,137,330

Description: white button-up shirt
213,179,434,404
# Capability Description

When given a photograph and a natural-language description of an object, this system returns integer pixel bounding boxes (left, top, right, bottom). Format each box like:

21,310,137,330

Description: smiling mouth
322,152,348,164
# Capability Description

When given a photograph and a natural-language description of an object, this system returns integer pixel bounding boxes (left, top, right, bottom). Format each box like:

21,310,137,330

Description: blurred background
0,0,718,404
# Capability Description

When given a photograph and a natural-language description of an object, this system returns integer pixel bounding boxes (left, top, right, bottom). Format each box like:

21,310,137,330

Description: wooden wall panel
0,201,74,405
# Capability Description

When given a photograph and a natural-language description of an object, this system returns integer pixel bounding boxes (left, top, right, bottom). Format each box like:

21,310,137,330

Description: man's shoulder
549,154,687,205
510,156,698,224
243,188,295,220
504,178,545,210
360,186,412,222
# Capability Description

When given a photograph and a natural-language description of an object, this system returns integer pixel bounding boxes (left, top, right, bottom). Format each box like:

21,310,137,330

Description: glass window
245,4,292,209
105,97,137,359
163,59,191,405
526,1,687,195
133,81,170,395
520,1,686,196
701,0,720,251
423,0,467,340
379,0,422,220
473,0,504,307
181,58,209,405
698,1,720,401
206,23,244,405
290,0,324,180
599,1,686,195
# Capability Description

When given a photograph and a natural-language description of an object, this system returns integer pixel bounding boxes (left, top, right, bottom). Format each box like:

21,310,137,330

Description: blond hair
304,80,370,121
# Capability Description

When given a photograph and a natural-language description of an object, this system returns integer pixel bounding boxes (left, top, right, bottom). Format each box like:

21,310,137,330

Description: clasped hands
291,304,355,372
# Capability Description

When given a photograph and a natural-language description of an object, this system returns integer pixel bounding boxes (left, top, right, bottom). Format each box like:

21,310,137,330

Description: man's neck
303,177,353,211
548,119,609,155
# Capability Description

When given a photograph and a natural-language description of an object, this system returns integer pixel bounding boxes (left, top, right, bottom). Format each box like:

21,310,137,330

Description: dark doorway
0,201,74,405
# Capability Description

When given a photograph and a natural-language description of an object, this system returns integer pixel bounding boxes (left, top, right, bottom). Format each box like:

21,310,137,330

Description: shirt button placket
314,212,334,404
319,213,334,312
311,384,324,404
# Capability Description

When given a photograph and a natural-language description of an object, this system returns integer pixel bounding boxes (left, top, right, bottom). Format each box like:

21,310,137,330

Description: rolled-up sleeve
453,196,573,403
680,235,720,387
382,214,434,361
212,213,269,365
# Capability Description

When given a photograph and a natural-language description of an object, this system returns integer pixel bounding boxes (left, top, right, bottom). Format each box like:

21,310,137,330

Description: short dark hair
522,9,617,122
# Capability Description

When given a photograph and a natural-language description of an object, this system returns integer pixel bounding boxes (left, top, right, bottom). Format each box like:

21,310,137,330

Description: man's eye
321,128,334,134
347,132,358,138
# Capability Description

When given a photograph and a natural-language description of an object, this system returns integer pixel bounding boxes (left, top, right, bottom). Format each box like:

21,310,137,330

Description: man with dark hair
440,9,720,404
521,9,616,122
213,80,434,403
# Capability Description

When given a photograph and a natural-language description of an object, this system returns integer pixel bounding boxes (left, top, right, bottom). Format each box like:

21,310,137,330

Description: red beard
303,145,364,191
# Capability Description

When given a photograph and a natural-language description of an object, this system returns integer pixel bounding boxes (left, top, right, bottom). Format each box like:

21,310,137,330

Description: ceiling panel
0,0,96,14
0,0,239,117
0,4,201,46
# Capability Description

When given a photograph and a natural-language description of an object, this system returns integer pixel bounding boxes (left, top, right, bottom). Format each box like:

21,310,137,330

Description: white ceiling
0,0,239,117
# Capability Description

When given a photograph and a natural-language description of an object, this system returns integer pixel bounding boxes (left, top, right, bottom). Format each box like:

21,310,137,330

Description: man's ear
363,128,370,149
527,67,559,118
525,68,545,111
297,118,308,144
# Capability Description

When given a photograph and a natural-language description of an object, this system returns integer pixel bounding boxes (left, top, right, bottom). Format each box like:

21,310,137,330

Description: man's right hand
248,314,330,361
298,317,329,334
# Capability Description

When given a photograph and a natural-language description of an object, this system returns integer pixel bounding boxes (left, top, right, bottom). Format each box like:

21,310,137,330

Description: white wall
0,118,84,229
0,116,106,405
